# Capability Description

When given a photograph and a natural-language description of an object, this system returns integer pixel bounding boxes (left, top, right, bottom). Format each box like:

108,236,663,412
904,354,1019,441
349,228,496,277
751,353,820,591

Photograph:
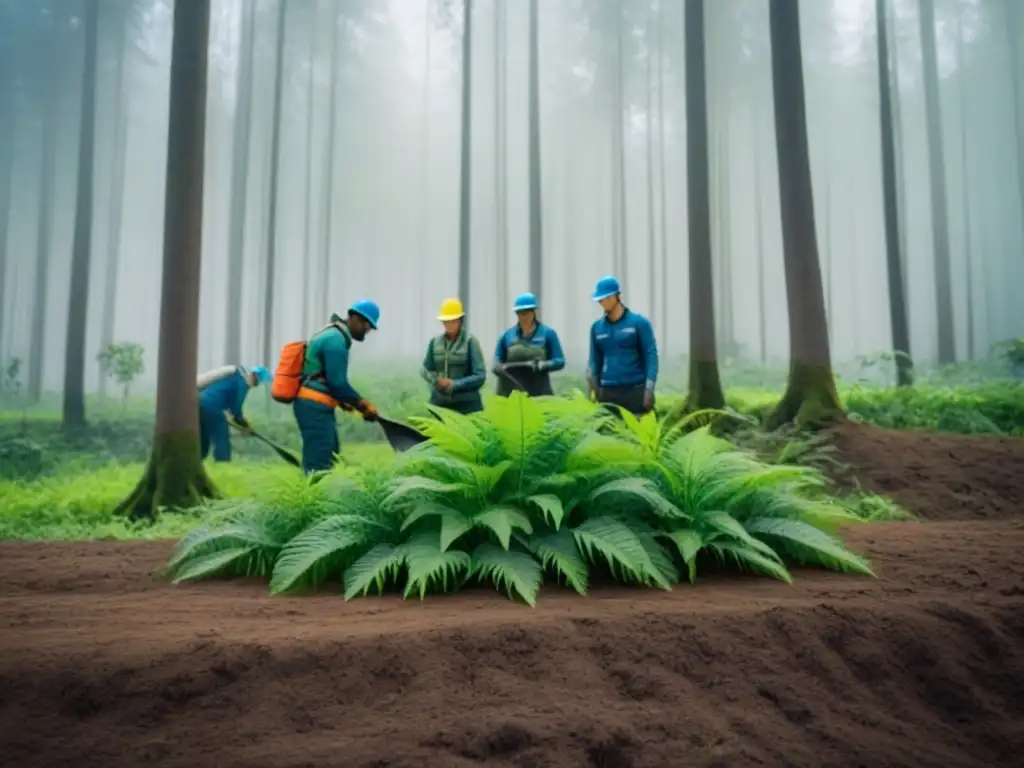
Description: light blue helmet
592,275,621,301
349,298,380,329
513,292,538,312
250,365,271,384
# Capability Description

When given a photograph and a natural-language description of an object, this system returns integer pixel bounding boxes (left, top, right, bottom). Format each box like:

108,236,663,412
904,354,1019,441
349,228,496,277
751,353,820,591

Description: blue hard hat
349,298,380,329
250,365,271,384
513,292,538,312
592,275,621,301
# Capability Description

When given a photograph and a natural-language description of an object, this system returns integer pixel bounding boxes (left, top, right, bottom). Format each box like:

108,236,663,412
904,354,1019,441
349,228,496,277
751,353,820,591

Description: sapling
97,342,145,409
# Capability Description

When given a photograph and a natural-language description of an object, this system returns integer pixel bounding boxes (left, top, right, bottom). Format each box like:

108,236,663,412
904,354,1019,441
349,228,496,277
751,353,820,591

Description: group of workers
196,275,658,475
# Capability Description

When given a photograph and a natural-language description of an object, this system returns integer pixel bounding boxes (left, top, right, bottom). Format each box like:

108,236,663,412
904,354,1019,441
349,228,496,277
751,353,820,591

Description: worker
492,292,566,397
197,364,271,462
586,275,659,416
293,300,381,474
420,297,486,414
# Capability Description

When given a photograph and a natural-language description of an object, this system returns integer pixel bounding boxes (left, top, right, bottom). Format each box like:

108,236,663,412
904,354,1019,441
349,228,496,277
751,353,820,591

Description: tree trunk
318,10,342,323
886,0,911,290
644,3,656,317
683,0,725,411
754,130,767,364
28,53,63,404
527,0,543,302
0,79,14,356
420,0,433,332
98,7,130,398
491,0,507,315
956,13,975,361
918,0,956,364
766,0,842,429
614,3,628,281
656,0,669,346
1004,1,1024,241
223,0,256,363
116,0,216,520
875,0,913,385
457,0,473,314
262,0,288,366
300,0,318,333
61,0,101,429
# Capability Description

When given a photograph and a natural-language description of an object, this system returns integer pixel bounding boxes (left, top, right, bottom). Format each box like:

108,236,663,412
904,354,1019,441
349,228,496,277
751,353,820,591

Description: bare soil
1,424,1023,768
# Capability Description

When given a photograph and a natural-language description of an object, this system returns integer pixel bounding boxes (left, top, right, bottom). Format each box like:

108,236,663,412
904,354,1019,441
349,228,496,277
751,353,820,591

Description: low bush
166,393,875,605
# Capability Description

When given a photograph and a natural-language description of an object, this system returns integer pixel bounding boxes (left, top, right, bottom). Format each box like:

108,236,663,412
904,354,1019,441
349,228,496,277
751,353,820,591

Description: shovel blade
378,417,429,452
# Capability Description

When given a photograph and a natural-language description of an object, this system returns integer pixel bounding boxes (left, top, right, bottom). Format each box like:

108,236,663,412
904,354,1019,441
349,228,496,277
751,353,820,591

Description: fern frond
471,542,543,606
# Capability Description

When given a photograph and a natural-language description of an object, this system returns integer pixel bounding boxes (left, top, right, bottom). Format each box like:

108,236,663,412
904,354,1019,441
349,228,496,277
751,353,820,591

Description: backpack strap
305,322,348,385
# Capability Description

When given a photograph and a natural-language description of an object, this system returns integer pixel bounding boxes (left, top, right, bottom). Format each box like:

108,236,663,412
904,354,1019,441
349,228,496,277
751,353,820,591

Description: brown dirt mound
830,422,1024,521
2,522,1024,768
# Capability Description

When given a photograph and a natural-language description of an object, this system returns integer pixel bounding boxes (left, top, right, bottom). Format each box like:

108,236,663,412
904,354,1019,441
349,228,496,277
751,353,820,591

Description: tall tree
420,0,434,327
918,0,956,364
301,0,319,333
28,25,64,404
956,10,975,360
317,7,342,323
880,0,913,385
765,0,842,428
683,0,725,411
644,4,656,319
223,0,256,363
115,0,216,519
527,0,542,301
262,0,288,365
1005,0,1024,231
457,0,473,312
656,0,669,344
98,5,131,397
61,0,101,429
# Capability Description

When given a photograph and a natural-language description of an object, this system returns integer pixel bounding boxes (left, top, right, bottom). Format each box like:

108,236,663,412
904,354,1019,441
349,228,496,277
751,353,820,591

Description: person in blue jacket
293,299,381,475
493,292,566,397
587,275,659,416
197,364,271,462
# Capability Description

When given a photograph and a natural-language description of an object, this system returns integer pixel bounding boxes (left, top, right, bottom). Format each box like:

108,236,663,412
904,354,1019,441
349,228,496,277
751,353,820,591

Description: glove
339,402,356,413
528,360,543,372
357,399,379,422
643,389,655,412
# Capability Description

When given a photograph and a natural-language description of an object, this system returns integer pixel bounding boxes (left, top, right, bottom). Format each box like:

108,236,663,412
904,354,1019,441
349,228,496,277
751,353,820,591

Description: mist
0,0,1022,397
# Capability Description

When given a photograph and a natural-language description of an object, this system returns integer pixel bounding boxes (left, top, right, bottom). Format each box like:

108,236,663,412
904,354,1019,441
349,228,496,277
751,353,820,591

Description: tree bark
421,0,434,331
754,136,767,364
457,0,473,314
98,7,130,397
1004,1,1024,245
300,0,318,333
644,3,655,318
28,50,63,404
527,0,543,302
683,0,725,412
116,0,215,520
956,12,975,361
875,0,912,384
61,0,101,429
614,2,628,280
766,0,843,429
224,0,256,363
918,0,956,364
261,0,287,366
318,9,342,323
0,77,13,357
656,0,669,345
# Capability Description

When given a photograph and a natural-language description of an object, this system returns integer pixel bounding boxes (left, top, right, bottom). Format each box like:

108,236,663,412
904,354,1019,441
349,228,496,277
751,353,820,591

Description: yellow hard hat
437,297,465,321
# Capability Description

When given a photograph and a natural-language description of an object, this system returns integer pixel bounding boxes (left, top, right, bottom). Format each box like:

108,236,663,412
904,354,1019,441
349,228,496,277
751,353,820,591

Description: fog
0,0,1021,395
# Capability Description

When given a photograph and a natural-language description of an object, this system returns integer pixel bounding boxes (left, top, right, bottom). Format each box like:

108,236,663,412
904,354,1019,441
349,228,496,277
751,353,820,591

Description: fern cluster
165,393,873,604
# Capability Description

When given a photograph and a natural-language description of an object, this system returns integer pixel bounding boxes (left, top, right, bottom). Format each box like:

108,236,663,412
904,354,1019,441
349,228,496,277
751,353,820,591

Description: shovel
377,415,429,452
227,420,302,468
339,403,428,452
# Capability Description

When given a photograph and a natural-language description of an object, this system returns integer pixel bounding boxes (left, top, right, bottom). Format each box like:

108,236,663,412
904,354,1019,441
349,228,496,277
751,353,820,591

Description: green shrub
165,393,873,605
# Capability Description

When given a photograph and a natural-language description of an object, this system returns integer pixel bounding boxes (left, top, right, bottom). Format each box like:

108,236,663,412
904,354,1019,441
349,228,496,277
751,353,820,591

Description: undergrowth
165,393,880,605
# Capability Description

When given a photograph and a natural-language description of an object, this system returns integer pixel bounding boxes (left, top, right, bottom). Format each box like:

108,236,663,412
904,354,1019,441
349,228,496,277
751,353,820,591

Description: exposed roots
114,429,218,521
766,360,845,431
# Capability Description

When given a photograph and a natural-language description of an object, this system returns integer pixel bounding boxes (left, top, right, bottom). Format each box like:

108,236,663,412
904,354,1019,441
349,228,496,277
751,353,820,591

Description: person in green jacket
420,297,486,415
293,300,381,474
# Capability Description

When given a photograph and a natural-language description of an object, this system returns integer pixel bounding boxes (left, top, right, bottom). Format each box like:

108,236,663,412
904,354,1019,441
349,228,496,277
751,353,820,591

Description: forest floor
1,422,1023,768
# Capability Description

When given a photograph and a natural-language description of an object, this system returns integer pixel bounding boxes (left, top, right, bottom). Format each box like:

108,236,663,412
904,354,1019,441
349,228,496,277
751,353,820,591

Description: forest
0,0,1022,766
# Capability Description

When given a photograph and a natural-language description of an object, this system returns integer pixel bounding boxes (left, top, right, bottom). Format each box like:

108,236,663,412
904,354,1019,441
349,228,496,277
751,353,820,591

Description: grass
0,445,394,540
